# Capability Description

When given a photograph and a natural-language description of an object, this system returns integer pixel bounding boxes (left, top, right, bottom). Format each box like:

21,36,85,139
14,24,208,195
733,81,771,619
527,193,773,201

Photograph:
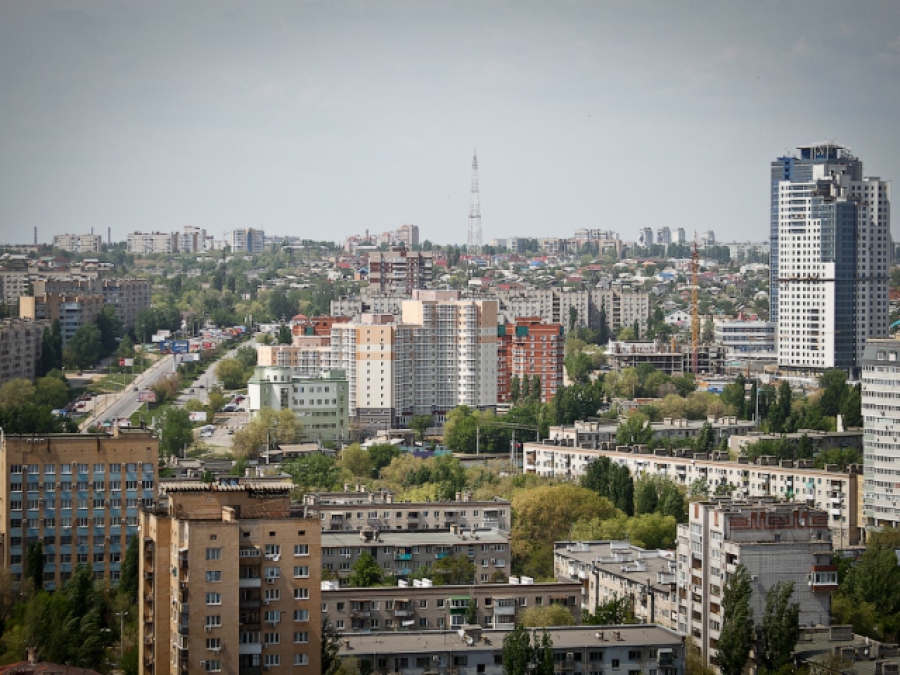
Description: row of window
10,463,152,475
9,481,152,492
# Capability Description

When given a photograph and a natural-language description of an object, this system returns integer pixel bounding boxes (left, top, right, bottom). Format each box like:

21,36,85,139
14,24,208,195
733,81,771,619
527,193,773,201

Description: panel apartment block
0,318,50,387
0,429,158,589
139,479,322,675
678,498,835,666
323,579,581,632
861,338,900,528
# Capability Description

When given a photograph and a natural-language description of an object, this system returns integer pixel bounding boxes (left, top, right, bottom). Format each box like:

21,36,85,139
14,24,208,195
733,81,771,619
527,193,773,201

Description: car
199,384,205,389
133,387,138,392
227,429,234,435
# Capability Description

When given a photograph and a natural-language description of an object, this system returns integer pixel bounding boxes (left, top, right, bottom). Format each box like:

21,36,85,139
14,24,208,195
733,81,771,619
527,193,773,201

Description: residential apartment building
367,247,433,294
126,231,177,255
0,318,50,386
255,339,332,375
339,625,684,675
303,489,510,532
0,270,29,307
638,228,654,247
497,317,564,403
524,441,862,546
0,429,158,589
495,288,649,334
247,367,349,444
539,417,756,451
321,527,510,586
52,234,103,254
678,498,835,666
396,224,419,248
330,292,410,318
657,227,672,246
861,338,900,529
228,228,266,254
322,578,581,632
101,278,151,330
773,143,890,372
554,541,678,630
176,226,211,253
713,318,776,360
606,340,725,376
140,478,322,675
19,280,105,345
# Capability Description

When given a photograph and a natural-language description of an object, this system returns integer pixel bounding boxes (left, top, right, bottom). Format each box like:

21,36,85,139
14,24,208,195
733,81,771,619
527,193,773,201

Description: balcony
239,578,262,588
394,553,413,561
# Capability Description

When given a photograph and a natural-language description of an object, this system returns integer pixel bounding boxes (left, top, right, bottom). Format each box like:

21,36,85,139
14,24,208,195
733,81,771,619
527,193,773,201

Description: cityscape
1,4,899,675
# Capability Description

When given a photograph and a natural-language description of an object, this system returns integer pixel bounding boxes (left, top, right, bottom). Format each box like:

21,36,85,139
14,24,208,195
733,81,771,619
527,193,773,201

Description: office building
139,478,322,675
554,541,678,630
861,338,900,529
525,440,861,546
0,429,158,590
227,227,266,254
126,232,177,255
247,367,349,444
677,498,835,666
303,489,510,533
367,247,433,294
339,625,684,675
52,234,103,254
497,317,564,403
321,527,510,586
323,578,581,632
772,143,890,370
0,318,51,386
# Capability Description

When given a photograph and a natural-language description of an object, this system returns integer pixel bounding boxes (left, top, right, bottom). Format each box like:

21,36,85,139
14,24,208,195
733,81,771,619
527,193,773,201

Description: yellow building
140,478,322,675
0,428,158,589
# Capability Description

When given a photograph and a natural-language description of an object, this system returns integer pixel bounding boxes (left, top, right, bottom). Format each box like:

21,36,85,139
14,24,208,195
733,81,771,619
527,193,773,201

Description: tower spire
467,151,482,255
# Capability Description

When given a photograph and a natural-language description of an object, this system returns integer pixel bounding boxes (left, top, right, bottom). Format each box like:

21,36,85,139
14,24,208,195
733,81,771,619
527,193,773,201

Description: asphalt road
79,354,175,429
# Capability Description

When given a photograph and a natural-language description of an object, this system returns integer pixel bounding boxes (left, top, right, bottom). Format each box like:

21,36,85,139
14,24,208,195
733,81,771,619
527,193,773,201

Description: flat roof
321,528,508,546
554,541,676,592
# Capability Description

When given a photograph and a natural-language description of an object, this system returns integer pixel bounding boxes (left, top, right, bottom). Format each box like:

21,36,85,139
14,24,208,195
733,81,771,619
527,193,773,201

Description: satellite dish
467,637,475,646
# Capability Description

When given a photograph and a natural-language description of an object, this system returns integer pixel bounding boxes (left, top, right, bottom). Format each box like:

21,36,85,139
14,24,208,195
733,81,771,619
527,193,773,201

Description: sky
1,1,899,247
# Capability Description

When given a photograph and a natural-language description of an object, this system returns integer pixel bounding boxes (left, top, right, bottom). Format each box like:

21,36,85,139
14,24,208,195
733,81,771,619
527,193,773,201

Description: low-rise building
323,578,582,632
524,442,862,546
247,366,349,444
140,478,322,675
554,541,678,631
0,318,50,386
339,624,684,675
303,489,510,532
678,498,835,667
0,428,158,589
321,527,510,586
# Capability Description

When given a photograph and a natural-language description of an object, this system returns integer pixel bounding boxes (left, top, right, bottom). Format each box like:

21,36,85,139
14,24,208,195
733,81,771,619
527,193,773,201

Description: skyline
1,1,898,246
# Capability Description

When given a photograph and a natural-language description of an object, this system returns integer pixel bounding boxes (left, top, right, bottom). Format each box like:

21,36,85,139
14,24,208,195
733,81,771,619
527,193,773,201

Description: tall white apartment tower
774,143,891,372
861,338,900,529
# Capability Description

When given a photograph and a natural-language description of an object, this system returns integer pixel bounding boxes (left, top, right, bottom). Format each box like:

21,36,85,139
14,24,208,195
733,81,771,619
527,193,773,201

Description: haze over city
1,0,899,245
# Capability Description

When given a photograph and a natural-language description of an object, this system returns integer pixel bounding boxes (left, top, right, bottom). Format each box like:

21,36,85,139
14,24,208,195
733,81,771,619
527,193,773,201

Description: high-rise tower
467,152,482,255
773,142,891,372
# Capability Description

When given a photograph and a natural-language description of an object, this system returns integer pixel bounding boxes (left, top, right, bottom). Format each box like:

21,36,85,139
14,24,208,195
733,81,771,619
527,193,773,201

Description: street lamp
116,609,128,665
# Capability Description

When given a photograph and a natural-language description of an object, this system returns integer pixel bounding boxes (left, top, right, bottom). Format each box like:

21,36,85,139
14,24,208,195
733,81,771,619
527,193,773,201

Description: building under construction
606,339,725,376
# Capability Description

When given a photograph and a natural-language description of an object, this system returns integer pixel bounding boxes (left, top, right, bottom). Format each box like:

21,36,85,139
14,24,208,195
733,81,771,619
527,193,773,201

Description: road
79,354,176,430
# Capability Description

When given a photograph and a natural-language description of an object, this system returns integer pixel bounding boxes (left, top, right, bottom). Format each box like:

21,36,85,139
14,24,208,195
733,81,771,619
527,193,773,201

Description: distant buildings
772,143,890,372
227,227,266,253
101,277,152,330
638,227,654,247
52,233,103,254
606,340,725,376
367,247,433,293
713,317,776,361
861,338,900,529
677,498,835,665
0,318,51,386
495,288,649,335
126,231,177,255
497,317,564,403
176,226,212,253
657,227,672,246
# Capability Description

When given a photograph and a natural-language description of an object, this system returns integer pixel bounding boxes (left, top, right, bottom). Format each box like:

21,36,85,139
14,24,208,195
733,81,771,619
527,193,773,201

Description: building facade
0,270,29,307
497,318,564,403
323,578,581,632
52,234,103,254
246,367,349,444
19,277,105,345
228,228,266,254
0,429,158,589
861,338,900,529
367,248,433,294
0,318,50,386
678,498,835,666
713,318,776,360
102,278,151,330
773,143,890,372
126,232,177,255
139,478,322,675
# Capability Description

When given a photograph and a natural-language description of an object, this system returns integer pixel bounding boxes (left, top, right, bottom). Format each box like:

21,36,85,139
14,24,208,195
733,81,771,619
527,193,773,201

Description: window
206,638,222,651
206,593,222,605
294,544,309,556
294,609,310,622
294,653,309,666
264,655,280,667
206,571,222,582
206,548,222,560
293,566,310,578
294,588,310,600
264,632,280,645
203,660,221,672
265,589,280,601
205,615,222,628
264,610,281,624
294,632,309,643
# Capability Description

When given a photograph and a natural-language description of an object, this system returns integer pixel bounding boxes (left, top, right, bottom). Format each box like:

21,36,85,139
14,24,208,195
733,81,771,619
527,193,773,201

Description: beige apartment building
525,442,863,546
19,276,105,345
554,541,679,631
140,478,322,675
321,527,510,586
322,578,582,632
0,318,50,386
0,270,30,307
52,233,103,253
0,429,158,589
303,489,510,533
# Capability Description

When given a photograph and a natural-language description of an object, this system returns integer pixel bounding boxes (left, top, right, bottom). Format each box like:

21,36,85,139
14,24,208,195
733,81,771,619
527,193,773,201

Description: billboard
137,391,157,403
172,340,190,354
119,358,134,367
189,411,208,422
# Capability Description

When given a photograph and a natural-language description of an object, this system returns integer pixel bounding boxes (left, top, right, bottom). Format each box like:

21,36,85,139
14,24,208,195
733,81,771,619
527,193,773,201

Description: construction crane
691,237,700,374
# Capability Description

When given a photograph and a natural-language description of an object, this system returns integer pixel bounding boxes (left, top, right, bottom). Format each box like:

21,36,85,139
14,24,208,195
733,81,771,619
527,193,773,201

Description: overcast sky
1,1,899,247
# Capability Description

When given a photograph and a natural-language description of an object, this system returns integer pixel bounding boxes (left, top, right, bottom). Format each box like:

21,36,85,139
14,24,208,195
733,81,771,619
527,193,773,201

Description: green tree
583,595,635,625
410,414,433,442
158,407,193,456
521,603,575,627
39,320,63,375
216,357,249,389
277,324,292,344
119,536,139,606
717,565,754,675
339,444,373,478
581,456,635,515
818,369,848,417
322,621,342,675
634,477,659,515
616,413,653,446
840,384,862,428
431,554,475,585
0,378,36,409
25,542,43,591
95,305,123,357
349,552,383,587
283,453,340,491
758,581,800,672
534,631,554,675
63,323,101,369
502,623,533,675
368,443,401,475
232,407,304,458
34,375,70,409
444,405,478,453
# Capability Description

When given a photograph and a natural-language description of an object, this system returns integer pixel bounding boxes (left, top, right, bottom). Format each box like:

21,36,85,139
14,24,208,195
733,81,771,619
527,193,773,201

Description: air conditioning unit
490,558,496,564
204,626,212,632
264,599,270,605
266,578,276,584
210,647,222,654
272,554,280,562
